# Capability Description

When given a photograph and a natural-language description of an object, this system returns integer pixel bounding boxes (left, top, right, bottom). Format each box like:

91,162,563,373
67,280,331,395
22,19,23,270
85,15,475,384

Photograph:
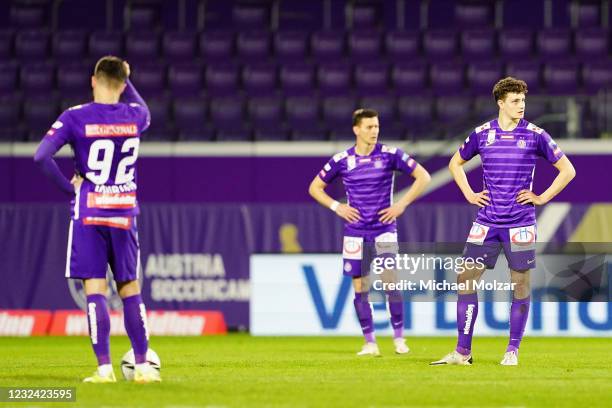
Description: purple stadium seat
359,96,396,124
582,61,612,93
199,31,234,59
385,31,419,60
168,63,203,97
499,29,533,58
467,62,504,95
323,96,357,139
543,62,579,94
348,31,382,58
435,97,471,125
0,30,14,58
206,63,240,96
391,61,428,93
354,62,388,95
461,29,495,59
20,63,55,96
506,61,541,91
57,64,90,96
248,97,289,140
89,31,123,59
473,97,498,122
352,3,380,28
125,32,160,61
274,31,308,61
131,64,166,96
317,62,352,96
311,31,345,60
575,2,601,27
15,31,49,60
0,62,18,93
24,96,59,140
398,96,434,133
162,32,196,62
129,6,158,30
285,96,325,140
236,31,271,61
575,29,609,57
454,1,493,26
423,30,457,59
233,3,270,29
536,29,571,59
430,62,464,95
242,63,277,95
209,97,244,127
0,96,21,127
173,97,208,132
53,30,87,59
280,63,315,96
144,97,176,140
10,5,46,28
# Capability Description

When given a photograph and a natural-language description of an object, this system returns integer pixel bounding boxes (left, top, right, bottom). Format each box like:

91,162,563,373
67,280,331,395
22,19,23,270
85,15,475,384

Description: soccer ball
120,348,161,381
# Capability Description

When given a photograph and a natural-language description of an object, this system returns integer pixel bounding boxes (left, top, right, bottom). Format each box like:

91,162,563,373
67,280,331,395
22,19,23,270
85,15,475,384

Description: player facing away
431,77,576,366
309,109,431,356
33,57,161,383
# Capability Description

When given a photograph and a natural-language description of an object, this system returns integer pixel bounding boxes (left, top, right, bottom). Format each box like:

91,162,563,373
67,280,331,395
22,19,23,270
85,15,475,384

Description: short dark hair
94,56,127,87
352,108,378,126
492,77,528,102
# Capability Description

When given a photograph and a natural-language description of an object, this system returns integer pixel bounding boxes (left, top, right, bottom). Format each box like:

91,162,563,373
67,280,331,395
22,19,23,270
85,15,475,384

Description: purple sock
122,294,149,364
354,292,375,343
456,293,478,356
386,291,404,339
86,294,111,365
507,296,530,353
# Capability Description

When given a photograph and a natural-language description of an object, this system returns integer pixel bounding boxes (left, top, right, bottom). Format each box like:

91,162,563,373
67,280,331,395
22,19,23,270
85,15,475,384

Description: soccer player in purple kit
309,109,431,356
431,77,576,366
33,56,161,383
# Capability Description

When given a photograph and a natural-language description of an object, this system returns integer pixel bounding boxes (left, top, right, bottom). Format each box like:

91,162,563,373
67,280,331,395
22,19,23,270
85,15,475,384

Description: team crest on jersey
517,139,527,148
347,156,357,171
475,122,491,133
486,129,496,146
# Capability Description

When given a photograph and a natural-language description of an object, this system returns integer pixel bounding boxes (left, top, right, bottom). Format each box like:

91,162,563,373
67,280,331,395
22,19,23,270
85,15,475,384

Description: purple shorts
342,229,398,277
463,222,536,271
65,217,140,282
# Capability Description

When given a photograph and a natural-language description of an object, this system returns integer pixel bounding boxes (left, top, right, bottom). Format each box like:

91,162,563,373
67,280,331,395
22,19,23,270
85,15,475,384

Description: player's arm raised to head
517,155,576,205
121,61,151,131
449,151,490,208
308,175,361,223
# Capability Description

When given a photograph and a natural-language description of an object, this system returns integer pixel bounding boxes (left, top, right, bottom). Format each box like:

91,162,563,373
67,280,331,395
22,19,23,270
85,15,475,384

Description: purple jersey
42,100,149,219
459,119,564,228
318,143,418,233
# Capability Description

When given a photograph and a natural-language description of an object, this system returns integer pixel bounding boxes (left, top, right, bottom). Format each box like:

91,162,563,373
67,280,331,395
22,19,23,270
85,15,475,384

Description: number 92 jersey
43,102,150,219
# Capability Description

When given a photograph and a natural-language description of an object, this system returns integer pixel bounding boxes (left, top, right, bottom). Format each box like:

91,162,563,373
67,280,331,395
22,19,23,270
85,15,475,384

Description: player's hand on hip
70,173,83,193
466,190,490,208
516,189,546,205
335,204,361,223
378,203,406,224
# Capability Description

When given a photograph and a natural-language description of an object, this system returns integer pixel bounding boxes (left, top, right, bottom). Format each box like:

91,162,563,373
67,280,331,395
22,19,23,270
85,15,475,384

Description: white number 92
86,138,140,184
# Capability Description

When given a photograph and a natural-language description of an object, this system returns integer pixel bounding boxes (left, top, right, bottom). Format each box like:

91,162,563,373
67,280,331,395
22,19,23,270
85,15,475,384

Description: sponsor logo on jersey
46,129,55,136
407,158,415,167
467,222,489,244
333,151,348,162
381,145,397,154
475,121,491,133
324,163,331,171
86,192,137,209
347,156,356,171
527,122,544,134
83,216,132,229
548,139,562,155
510,225,537,252
319,169,327,178
486,129,496,145
85,123,138,137
343,236,363,260
51,121,63,129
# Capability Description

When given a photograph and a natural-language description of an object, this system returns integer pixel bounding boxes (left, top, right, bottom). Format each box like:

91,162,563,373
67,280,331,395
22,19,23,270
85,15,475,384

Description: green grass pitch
1,335,611,407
